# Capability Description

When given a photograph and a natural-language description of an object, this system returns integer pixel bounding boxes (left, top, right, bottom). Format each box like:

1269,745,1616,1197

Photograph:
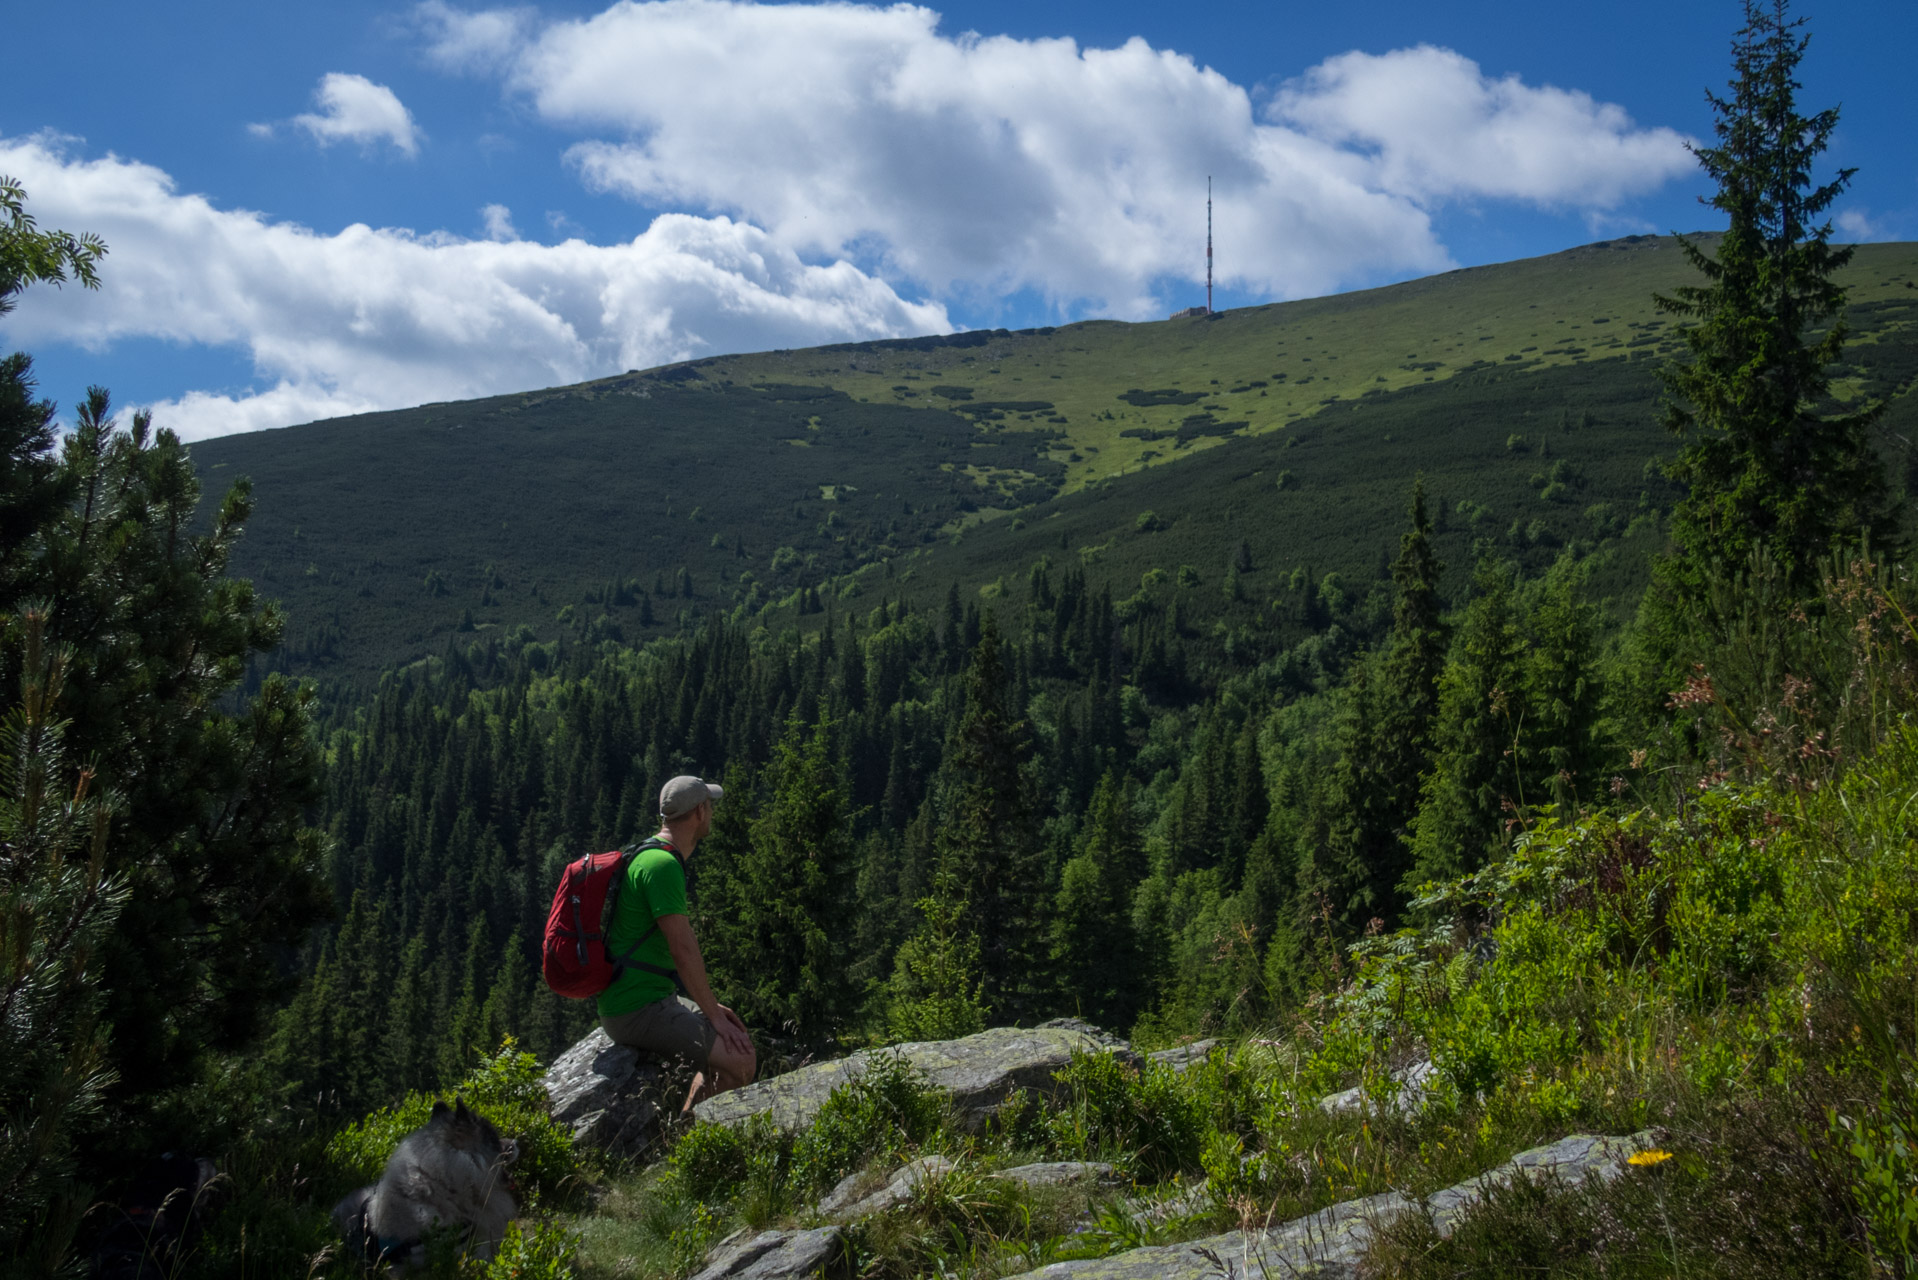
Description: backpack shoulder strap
609,837,689,995
626,834,687,874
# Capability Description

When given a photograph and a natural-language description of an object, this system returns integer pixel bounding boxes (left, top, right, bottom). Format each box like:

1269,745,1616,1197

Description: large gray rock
995,1161,1122,1189
539,1028,670,1158
690,1226,842,1280
694,1022,1139,1133
1007,1130,1657,1278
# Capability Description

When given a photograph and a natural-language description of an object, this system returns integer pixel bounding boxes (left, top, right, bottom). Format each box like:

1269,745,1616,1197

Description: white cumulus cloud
480,202,519,241
442,0,1694,317
416,0,538,74
1270,46,1694,208
1836,208,1896,242
0,135,949,440
268,73,425,157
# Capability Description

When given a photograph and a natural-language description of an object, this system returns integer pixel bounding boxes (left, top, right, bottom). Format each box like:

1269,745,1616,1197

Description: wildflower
1627,1148,1673,1167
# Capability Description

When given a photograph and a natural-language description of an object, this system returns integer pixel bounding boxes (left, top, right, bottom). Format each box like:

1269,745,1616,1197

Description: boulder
539,1028,671,1158
1146,1041,1218,1075
994,1161,1122,1189
690,1226,843,1280
694,1022,1139,1133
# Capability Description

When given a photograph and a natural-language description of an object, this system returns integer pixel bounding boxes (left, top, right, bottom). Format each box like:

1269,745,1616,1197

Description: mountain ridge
191,236,1918,681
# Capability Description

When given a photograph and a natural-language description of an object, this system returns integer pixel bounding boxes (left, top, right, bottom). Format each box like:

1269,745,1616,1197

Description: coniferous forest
280,480,1628,1122
12,4,1918,1275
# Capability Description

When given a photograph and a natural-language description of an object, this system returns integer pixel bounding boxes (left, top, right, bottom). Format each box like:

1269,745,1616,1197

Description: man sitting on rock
598,775,756,1109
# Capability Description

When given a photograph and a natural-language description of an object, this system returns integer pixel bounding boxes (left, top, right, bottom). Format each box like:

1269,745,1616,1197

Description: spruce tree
933,615,1044,1017
1301,480,1445,932
0,356,65,602
731,713,854,1045
1405,559,1528,890
1521,554,1607,807
1048,774,1145,1028
0,187,328,1130
885,896,986,1043
1655,0,1897,607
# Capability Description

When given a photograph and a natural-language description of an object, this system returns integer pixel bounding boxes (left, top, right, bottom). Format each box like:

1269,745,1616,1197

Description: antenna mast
1206,176,1213,315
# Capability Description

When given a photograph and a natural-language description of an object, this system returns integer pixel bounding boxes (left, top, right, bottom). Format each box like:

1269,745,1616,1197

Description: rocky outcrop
690,1226,843,1280
693,1021,1139,1133
1318,1057,1437,1116
1009,1130,1657,1278
1020,1192,1404,1280
810,1157,1117,1224
816,1156,954,1219
994,1161,1122,1189
538,1028,671,1158
1424,1132,1649,1232
1146,1041,1218,1075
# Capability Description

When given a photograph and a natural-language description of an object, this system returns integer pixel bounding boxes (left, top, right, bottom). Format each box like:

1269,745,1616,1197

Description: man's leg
704,1017,756,1093
683,1012,755,1108
602,997,747,1111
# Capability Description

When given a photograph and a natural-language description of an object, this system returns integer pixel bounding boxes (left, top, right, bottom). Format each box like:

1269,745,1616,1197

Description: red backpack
540,837,682,999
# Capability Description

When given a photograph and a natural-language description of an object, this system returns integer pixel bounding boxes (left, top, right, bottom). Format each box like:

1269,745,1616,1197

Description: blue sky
2,0,1909,439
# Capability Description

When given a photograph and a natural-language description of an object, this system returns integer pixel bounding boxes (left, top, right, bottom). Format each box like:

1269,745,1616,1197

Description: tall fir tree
1405,559,1529,890
1654,0,1897,612
1300,479,1445,932
1048,773,1146,1029
933,614,1046,1018
729,713,855,1045
1521,553,1607,807
1,184,328,1140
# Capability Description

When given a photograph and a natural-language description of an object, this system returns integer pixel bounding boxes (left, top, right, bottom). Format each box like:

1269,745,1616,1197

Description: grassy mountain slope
191,237,1918,680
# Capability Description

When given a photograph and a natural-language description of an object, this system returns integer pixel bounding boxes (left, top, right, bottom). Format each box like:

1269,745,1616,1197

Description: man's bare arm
657,914,752,1053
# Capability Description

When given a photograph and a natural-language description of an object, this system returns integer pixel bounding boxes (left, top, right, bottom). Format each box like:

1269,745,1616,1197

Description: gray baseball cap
659,775,723,819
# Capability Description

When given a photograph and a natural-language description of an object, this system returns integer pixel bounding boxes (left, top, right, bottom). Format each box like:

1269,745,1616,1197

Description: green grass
695,236,1918,490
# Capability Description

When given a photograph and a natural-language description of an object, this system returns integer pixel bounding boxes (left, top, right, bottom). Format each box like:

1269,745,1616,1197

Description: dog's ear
429,1100,452,1126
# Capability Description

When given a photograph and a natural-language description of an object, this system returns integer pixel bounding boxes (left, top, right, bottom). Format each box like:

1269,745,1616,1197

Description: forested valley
282,485,1623,1119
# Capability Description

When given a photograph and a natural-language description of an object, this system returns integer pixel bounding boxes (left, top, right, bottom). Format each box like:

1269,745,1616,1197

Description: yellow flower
1628,1149,1674,1167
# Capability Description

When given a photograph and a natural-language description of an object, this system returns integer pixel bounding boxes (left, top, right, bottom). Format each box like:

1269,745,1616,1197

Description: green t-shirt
596,842,687,1018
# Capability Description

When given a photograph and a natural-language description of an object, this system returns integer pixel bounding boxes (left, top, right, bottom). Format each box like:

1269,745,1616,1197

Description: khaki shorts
601,995,717,1068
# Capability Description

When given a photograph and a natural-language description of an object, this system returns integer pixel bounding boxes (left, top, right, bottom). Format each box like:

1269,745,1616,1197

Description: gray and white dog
332,1099,519,1267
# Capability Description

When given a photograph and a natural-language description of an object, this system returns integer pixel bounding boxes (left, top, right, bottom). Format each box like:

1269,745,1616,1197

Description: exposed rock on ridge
692,1020,1140,1133
538,1028,671,1159
688,1226,843,1280
1008,1130,1656,1278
